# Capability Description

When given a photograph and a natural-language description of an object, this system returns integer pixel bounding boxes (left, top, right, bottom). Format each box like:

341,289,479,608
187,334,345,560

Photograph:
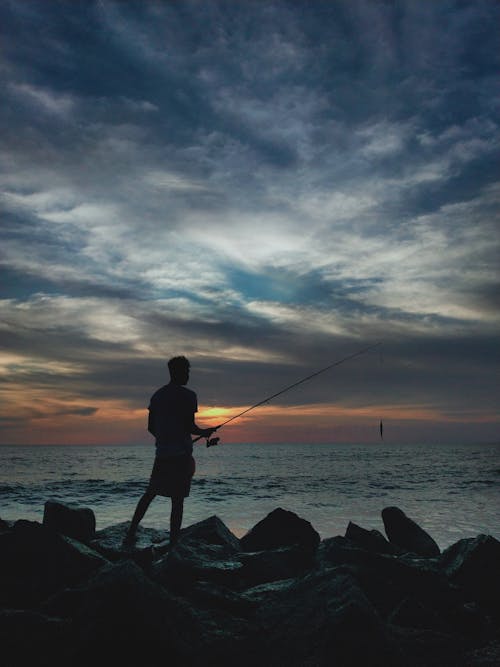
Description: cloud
8,82,76,117
0,0,499,443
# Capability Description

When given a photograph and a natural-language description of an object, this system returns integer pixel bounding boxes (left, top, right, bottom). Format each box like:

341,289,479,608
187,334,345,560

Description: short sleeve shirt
148,383,198,457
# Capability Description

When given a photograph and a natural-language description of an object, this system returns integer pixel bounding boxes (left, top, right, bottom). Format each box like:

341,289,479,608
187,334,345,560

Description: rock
90,521,170,567
382,507,440,558
2,505,499,666
345,521,404,556
44,559,258,666
255,567,400,666
0,520,108,608
439,534,500,615
0,517,12,532
240,544,314,587
188,580,257,617
240,507,320,553
465,638,500,666
389,625,468,667
388,597,450,633
153,516,244,591
0,609,73,667
180,514,241,551
43,501,96,543
42,560,201,666
242,577,297,602
317,535,470,637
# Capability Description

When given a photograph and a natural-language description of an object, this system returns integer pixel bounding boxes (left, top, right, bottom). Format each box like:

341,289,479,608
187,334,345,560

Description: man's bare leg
123,489,156,545
170,496,184,546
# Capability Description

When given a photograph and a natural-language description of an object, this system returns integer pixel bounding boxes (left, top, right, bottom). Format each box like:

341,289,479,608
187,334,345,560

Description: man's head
168,356,190,385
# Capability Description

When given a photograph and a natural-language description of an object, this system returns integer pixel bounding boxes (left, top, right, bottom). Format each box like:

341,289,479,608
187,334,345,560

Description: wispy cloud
1,0,499,443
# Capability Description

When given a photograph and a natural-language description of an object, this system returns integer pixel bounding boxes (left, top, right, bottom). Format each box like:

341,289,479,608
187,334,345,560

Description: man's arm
186,414,216,439
148,409,156,436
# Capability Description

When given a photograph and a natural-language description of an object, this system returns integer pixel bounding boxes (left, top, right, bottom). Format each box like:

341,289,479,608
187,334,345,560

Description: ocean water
1,442,499,550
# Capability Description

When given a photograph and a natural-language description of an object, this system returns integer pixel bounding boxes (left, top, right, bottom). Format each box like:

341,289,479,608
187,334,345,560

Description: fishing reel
206,436,220,448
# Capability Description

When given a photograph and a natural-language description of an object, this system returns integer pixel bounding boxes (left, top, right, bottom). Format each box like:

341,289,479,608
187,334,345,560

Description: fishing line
194,341,382,446
379,345,384,440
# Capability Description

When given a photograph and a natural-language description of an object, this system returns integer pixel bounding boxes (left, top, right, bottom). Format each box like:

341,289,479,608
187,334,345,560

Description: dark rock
42,560,200,666
3,506,499,666
0,517,12,532
0,520,108,608
389,597,450,633
43,501,96,543
439,534,500,615
346,521,404,555
44,559,258,666
241,577,297,604
181,514,241,551
382,506,441,558
240,544,314,586
465,638,500,666
90,521,170,567
157,540,244,591
389,625,468,667
317,536,469,636
188,580,257,617
0,609,73,667
256,567,401,666
240,507,320,552
317,535,410,574
320,535,471,663
153,516,244,591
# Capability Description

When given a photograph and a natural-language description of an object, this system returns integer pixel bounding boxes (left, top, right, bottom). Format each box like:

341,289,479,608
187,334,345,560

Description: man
124,356,216,547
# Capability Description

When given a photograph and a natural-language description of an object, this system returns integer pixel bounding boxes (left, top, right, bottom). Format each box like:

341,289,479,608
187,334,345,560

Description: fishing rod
194,341,382,446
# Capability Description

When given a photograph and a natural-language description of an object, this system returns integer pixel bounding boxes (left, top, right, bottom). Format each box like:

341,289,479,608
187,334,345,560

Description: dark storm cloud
0,0,499,442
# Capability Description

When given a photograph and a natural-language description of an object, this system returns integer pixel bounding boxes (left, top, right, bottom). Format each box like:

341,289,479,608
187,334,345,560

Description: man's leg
123,489,156,545
170,495,184,546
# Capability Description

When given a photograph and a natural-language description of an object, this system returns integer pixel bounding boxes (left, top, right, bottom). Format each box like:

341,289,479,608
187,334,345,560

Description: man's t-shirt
148,383,198,458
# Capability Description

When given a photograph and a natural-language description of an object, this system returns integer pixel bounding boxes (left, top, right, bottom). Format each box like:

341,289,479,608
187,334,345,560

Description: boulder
388,597,450,633
0,609,73,667
382,507,440,558
317,536,467,633
240,507,320,553
90,521,170,567
44,559,259,666
241,577,297,605
345,521,404,556
0,520,108,608
240,545,314,587
0,517,12,532
43,501,96,543
465,639,500,667
188,580,257,617
388,625,469,667
180,514,241,551
42,560,201,666
2,505,499,666
439,534,500,615
255,567,400,666
153,516,244,591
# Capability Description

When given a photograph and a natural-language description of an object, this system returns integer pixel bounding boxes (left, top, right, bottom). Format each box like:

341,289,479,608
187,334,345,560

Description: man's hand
201,427,218,438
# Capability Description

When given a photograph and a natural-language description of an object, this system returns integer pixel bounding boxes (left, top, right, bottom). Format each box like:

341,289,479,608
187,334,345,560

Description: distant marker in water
380,420,384,440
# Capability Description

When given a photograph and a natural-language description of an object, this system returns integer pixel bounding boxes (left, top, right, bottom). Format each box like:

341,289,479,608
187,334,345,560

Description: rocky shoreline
1,502,499,666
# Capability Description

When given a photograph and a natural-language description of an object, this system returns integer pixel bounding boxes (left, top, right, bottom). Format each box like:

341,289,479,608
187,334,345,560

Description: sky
1,0,499,445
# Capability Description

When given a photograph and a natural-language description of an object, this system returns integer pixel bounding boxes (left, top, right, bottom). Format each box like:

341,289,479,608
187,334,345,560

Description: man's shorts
148,454,195,498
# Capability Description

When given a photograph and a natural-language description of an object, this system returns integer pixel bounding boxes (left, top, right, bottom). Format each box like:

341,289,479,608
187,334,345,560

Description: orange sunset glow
2,383,496,445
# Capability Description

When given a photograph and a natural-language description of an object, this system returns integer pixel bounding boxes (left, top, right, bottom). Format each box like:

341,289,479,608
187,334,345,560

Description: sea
1,442,499,550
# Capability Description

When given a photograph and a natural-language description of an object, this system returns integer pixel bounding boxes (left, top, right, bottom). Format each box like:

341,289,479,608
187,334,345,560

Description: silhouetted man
124,356,216,547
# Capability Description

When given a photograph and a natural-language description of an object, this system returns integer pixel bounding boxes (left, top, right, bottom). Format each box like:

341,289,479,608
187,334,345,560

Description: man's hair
168,356,190,379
